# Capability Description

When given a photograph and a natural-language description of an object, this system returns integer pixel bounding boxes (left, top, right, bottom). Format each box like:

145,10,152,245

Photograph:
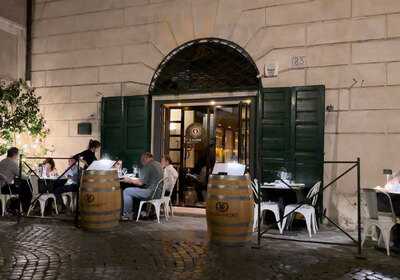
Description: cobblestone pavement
0,216,399,280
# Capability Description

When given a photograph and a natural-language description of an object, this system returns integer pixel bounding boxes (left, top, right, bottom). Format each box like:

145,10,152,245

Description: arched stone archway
149,38,260,95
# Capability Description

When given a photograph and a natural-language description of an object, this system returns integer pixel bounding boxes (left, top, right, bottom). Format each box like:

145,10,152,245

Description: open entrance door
161,100,252,207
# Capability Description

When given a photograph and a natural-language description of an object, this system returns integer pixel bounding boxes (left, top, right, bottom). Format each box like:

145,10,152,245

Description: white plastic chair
62,192,77,212
162,176,178,219
251,179,283,233
362,188,400,256
136,178,167,223
27,175,58,217
282,181,321,238
0,175,20,216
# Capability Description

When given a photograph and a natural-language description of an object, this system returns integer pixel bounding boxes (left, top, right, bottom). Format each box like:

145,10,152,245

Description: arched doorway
150,38,260,207
149,38,260,94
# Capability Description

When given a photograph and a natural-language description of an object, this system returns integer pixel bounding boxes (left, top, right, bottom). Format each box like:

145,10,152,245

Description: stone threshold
172,206,206,218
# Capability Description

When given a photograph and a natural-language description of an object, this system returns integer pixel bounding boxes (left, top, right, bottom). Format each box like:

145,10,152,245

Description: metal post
74,160,81,228
257,180,261,247
357,157,362,256
17,153,23,223
19,154,23,179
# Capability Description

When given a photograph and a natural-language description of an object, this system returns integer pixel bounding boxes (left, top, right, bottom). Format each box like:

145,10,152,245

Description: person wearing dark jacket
73,139,101,169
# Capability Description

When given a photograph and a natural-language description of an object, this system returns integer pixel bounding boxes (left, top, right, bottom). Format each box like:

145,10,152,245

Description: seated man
0,147,32,213
121,152,163,220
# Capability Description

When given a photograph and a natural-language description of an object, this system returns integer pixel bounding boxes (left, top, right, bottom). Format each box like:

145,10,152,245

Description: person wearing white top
161,155,178,196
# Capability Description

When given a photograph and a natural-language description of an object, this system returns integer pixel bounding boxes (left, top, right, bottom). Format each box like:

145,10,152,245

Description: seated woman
161,155,178,196
41,158,58,177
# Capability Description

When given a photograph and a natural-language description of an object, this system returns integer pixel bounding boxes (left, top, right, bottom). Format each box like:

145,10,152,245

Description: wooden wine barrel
79,169,121,231
206,175,254,245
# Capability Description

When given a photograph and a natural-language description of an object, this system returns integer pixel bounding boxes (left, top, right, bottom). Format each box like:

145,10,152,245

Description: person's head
161,154,172,168
43,158,56,171
68,157,77,167
140,152,154,166
6,147,19,160
88,139,101,152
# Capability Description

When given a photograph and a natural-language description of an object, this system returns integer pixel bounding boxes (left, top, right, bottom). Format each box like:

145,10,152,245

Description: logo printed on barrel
215,201,229,212
85,194,95,204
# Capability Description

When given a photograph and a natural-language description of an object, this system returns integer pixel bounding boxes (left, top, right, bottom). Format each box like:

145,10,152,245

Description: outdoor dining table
37,177,68,193
261,181,306,204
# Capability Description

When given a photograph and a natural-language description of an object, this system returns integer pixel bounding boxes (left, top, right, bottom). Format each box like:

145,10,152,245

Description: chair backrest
376,189,397,223
306,181,321,207
250,179,260,203
163,172,178,198
363,188,379,220
151,177,167,200
28,174,40,195
0,172,9,192
0,172,7,188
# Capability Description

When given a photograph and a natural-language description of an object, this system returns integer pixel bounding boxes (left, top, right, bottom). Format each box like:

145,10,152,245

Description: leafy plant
0,79,48,155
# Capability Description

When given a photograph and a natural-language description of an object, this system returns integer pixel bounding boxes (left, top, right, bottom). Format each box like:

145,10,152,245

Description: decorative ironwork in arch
149,38,260,95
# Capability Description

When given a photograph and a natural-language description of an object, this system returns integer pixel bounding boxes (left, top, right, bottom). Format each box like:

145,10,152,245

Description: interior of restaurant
160,100,252,207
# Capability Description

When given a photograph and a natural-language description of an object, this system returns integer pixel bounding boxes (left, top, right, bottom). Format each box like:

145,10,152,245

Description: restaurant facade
3,0,399,229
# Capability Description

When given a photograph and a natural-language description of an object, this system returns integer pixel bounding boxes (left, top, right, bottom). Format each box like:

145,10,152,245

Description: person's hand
115,160,123,168
121,177,132,184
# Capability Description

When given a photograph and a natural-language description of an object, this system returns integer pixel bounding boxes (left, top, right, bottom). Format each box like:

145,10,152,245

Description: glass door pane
214,105,240,163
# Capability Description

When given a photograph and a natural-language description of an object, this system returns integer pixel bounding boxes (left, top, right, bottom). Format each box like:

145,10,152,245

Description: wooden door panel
259,85,324,187
101,95,150,169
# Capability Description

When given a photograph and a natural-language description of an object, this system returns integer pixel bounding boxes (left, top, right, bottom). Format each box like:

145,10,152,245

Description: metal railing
16,155,81,226
255,158,362,256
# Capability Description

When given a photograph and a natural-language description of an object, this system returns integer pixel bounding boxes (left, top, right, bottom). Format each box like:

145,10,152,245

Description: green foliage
0,79,48,155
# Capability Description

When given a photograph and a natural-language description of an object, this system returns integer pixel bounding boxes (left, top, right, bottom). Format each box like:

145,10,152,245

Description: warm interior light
210,101,216,105
245,99,251,104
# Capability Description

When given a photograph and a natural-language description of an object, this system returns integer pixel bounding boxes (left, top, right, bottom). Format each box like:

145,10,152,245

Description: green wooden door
292,86,325,187
259,85,325,187
101,96,123,161
124,96,150,168
259,87,292,183
101,95,150,169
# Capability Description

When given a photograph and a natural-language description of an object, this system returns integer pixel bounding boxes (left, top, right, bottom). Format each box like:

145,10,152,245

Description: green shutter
101,96,123,161
124,96,150,168
259,86,325,187
101,95,150,168
259,87,292,183
292,86,325,187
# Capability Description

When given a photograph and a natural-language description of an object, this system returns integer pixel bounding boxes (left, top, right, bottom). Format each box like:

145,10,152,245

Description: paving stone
0,217,399,279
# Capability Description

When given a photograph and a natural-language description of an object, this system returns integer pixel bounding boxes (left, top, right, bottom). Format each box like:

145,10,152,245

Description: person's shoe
140,210,148,218
121,214,133,221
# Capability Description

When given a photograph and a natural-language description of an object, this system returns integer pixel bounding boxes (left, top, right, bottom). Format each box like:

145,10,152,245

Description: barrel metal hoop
84,170,117,176
80,209,121,216
209,175,250,180
208,195,251,201
210,232,253,237
80,187,120,192
207,221,253,228
208,185,249,190
83,178,118,183
81,219,119,225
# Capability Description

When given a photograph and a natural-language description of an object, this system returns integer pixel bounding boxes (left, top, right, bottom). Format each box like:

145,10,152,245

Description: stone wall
31,0,400,228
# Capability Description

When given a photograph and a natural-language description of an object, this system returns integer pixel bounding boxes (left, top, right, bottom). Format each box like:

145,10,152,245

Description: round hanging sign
186,123,204,144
